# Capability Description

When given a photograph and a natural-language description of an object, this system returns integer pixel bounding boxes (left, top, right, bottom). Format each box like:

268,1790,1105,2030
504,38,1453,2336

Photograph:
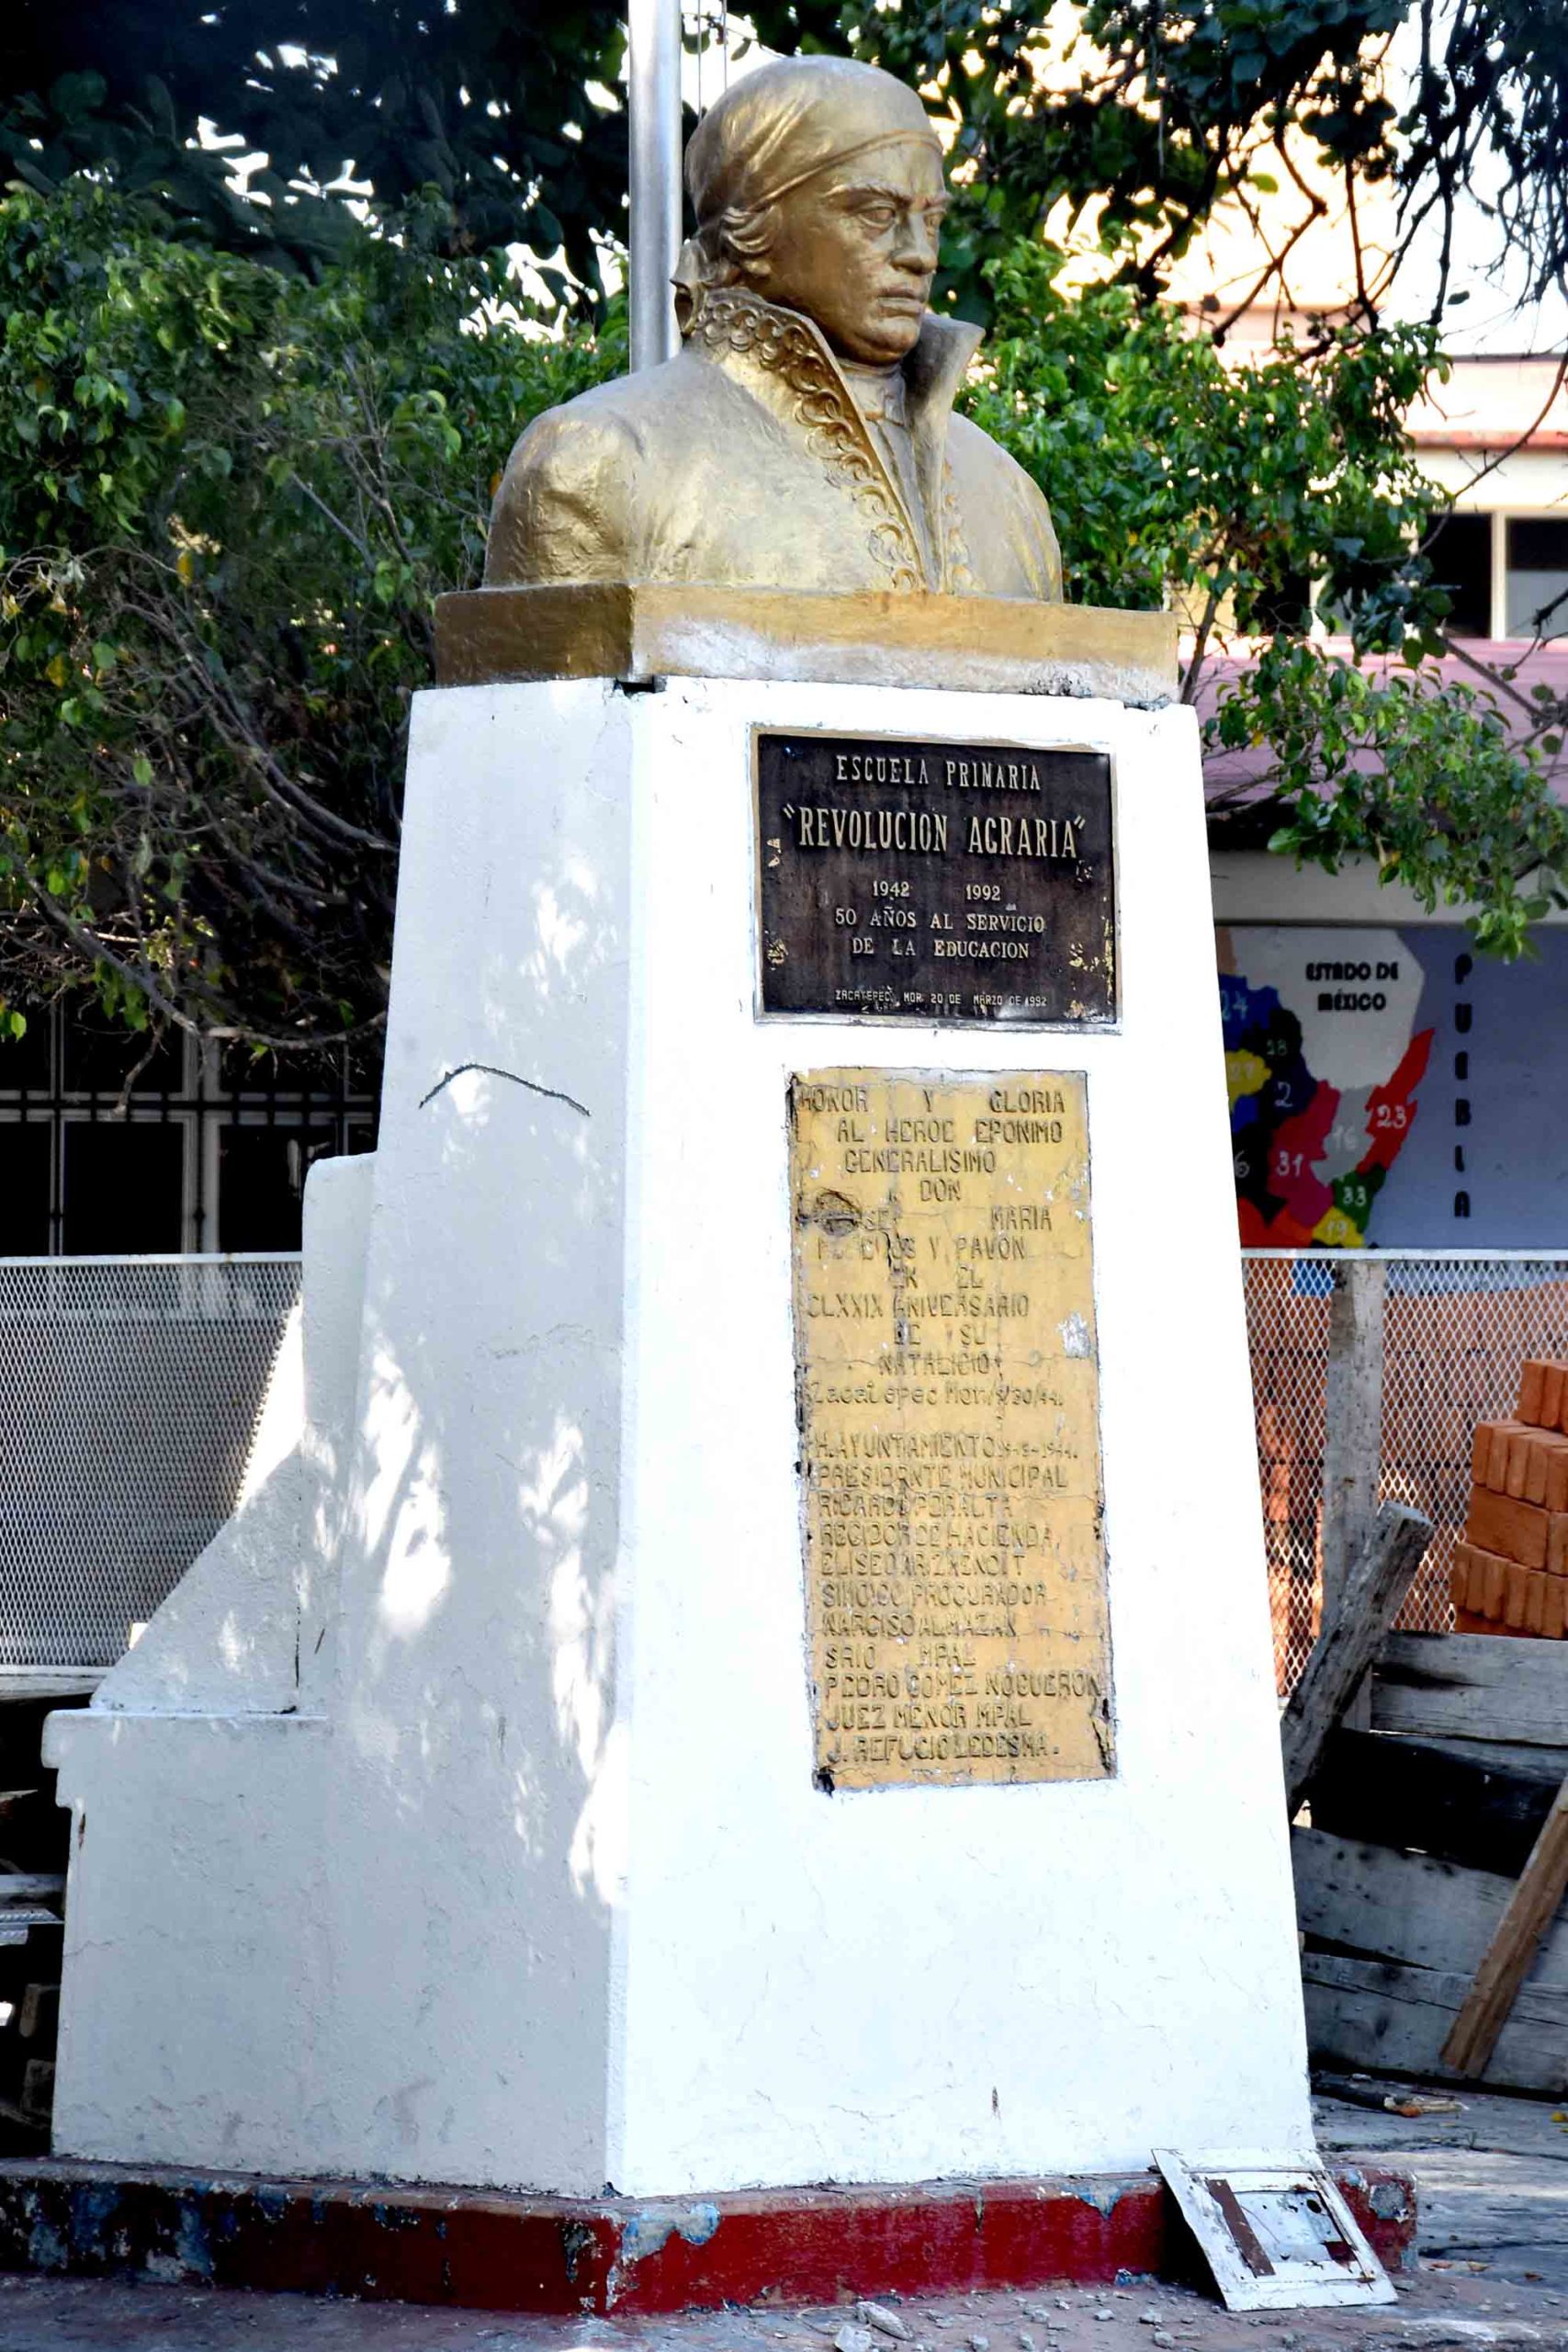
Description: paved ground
1318,2081,1568,2284
1,2267,1564,2352
4,2088,1568,2351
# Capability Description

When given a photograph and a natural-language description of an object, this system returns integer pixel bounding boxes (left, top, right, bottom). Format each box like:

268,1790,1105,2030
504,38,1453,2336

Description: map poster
1218,926,1434,1249
1217,922,1568,1250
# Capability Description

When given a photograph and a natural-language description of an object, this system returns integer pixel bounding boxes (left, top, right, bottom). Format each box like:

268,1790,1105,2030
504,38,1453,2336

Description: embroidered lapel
684,287,929,590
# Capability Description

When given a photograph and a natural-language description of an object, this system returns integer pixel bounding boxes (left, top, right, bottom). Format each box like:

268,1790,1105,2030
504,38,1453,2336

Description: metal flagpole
627,0,683,371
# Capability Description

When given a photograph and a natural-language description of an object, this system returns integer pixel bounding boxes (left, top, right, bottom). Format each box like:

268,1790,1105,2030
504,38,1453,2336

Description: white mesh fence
1244,1250,1568,1694
6,1247,1565,1684
0,1256,301,1668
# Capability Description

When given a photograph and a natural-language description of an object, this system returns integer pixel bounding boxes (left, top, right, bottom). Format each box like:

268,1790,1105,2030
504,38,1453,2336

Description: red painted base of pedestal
0,2160,1416,2313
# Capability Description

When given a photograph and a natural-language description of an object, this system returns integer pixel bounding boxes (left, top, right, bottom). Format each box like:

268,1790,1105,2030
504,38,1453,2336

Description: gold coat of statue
484,56,1062,602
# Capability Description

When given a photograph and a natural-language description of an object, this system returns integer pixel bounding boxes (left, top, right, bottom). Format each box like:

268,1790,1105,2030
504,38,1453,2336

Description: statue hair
671,201,782,327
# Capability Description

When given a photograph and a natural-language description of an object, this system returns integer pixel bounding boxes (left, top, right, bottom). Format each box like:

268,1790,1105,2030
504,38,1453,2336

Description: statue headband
677,59,944,318
726,128,944,220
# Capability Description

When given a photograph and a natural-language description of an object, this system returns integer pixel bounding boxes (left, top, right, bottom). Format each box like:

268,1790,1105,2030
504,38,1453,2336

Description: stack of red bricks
1454,1359,1568,1637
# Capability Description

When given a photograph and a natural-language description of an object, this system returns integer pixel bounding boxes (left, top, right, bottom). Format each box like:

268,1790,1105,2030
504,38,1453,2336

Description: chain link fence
0,1257,301,1668
1245,1250,1568,1694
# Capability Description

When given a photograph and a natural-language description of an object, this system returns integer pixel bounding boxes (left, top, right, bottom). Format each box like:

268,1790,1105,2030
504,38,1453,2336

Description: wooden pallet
1297,1632,1568,2095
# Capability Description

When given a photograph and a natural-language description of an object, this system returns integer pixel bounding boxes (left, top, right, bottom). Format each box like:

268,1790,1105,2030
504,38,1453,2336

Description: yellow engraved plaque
789,1069,1112,1792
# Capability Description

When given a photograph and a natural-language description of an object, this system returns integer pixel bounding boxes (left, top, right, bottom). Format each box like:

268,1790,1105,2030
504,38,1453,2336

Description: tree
968,240,1568,959
8,2,1566,312
0,182,617,1050
1,0,629,283
5,2,1567,1048
6,179,1563,1059
798,0,1568,320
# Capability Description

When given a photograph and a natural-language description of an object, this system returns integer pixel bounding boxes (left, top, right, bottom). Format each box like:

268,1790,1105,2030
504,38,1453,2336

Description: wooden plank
1320,1262,1387,1634
1281,1501,1432,1815
1302,1950,1568,2094
1372,1632,1568,1747
1308,1726,1563,1876
1293,1826,1568,1989
1422,1733,1568,1777
1441,1770,1568,2075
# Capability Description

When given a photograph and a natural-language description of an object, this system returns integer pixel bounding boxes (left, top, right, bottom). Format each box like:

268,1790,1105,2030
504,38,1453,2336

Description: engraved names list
788,1069,1112,1791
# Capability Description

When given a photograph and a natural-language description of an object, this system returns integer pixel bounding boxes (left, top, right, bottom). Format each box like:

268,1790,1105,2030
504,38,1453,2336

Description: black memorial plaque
755,729,1116,1026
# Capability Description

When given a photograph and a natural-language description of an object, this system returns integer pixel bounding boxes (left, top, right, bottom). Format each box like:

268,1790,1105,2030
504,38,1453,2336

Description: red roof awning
1197,637,1568,832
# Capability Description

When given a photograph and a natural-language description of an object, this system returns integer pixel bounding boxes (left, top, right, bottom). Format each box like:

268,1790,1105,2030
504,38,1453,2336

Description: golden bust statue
484,56,1062,602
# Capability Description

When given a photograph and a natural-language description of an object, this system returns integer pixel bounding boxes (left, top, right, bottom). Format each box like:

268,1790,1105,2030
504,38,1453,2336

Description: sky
1383,4,1568,354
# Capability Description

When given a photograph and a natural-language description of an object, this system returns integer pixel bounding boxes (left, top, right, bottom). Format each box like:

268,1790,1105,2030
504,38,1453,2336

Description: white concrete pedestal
46,673,1312,2196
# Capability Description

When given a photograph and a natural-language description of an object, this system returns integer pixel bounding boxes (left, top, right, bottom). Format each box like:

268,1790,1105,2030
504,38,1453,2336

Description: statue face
741,138,948,366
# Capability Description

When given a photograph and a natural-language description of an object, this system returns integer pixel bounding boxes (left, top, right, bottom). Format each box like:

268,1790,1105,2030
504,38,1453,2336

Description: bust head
484,50,1064,604
681,57,948,367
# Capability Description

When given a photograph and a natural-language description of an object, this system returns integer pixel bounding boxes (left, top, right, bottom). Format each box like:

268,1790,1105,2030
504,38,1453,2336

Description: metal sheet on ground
1154,2151,1396,2312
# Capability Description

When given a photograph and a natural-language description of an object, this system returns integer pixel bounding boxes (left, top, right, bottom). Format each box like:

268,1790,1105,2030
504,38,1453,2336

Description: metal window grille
0,1255,302,1668
1244,1250,1568,1695
0,1002,376,1256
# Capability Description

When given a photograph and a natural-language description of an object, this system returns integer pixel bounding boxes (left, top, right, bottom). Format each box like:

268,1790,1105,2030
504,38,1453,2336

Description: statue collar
680,285,983,592
679,282,982,411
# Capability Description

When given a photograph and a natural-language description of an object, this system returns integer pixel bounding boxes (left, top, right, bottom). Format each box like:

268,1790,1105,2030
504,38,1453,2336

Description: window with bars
0,1005,378,1256
1425,510,1493,639
1506,516,1568,642
1416,508,1568,642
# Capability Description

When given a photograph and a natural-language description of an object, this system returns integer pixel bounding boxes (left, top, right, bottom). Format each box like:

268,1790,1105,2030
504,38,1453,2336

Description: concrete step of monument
0,2159,1415,2314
